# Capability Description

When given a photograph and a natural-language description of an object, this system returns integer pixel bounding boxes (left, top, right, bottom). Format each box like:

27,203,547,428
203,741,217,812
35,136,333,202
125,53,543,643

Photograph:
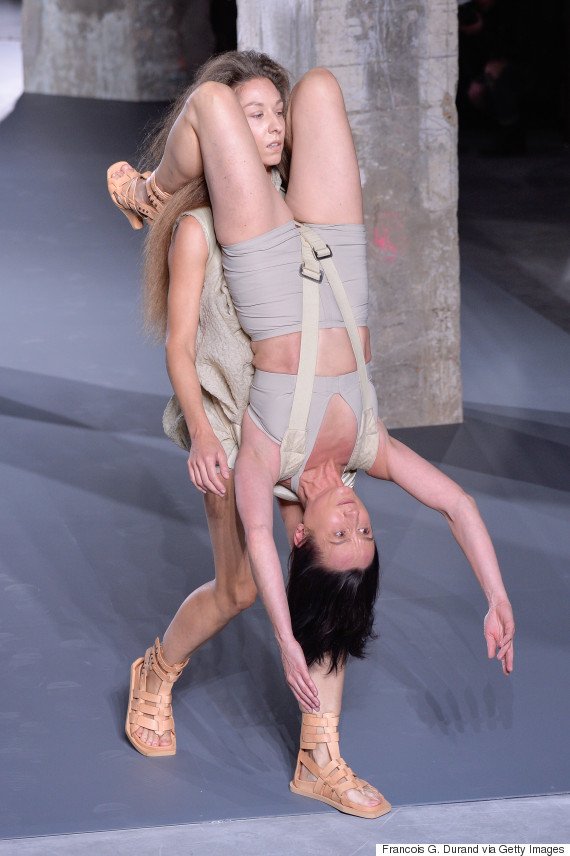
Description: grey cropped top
221,220,368,341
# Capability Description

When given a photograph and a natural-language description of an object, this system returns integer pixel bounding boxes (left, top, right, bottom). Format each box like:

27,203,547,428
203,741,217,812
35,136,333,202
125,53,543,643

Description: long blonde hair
141,50,291,339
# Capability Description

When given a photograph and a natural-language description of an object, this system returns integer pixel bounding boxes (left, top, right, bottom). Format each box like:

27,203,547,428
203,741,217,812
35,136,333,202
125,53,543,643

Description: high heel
107,161,171,229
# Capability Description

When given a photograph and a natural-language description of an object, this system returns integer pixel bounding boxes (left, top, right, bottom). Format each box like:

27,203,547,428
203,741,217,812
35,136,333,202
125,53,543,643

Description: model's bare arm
235,435,320,710
165,216,229,495
368,421,515,674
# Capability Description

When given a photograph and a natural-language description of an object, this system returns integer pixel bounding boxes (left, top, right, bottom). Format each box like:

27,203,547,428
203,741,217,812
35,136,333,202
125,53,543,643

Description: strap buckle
313,243,332,260
299,264,323,283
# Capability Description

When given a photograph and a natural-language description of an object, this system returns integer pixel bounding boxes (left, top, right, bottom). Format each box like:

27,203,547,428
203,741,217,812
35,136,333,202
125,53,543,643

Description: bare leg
134,473,257,748
280,506,381,807
158,82,292,244
299,660,383,808
285,68,363,226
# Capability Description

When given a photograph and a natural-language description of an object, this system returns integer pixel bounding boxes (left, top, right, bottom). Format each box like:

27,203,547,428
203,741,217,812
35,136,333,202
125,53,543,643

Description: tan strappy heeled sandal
125,638,189,757
107,161,172,229
290,711,391,819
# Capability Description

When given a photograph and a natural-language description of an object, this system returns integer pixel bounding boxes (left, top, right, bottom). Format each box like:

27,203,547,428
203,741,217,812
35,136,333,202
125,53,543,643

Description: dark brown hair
286,537,380,674
140,50,291,339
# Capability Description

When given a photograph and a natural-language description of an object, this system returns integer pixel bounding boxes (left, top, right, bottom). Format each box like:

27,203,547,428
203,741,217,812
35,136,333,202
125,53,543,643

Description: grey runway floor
0,93,569,842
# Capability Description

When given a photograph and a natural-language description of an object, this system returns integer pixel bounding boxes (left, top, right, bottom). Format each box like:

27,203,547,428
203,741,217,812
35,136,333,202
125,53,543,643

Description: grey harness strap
278,223,378,489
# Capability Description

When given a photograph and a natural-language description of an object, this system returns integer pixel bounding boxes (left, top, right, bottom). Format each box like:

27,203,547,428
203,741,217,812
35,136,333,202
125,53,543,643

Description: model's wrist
486,590,510,609
189,421,215,442
275,626,295,648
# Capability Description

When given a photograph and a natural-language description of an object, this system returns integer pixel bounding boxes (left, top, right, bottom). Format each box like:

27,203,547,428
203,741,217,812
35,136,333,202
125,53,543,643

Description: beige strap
278,224,374,481
299,225,372,413
285,234,321,432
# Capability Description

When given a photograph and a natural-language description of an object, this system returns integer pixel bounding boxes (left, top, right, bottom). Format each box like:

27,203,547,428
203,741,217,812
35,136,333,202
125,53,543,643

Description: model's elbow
165,334,196,366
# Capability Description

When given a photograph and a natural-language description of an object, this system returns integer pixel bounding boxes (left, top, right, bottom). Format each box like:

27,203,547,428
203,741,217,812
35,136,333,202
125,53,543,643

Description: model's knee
295,67,342,101
216,578,257,617
185,80,236,120
204,489,233,523
232,580,257,613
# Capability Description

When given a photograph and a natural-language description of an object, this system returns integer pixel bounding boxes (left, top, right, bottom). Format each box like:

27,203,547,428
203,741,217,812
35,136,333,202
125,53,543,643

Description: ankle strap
301,712,339,727
145,171,172,208
300,711,339,747
145,638,189,683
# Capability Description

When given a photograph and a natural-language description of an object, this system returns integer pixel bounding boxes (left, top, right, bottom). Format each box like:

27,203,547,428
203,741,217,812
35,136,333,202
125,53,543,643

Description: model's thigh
204,471,256,597
285,68,363,226
189,82,292,245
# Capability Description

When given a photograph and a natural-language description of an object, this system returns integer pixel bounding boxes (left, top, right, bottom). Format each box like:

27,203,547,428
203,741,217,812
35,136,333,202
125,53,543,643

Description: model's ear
293,523,307,547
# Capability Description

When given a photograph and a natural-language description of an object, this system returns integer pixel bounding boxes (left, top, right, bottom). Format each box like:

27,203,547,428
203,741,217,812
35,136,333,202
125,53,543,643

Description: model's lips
337,499,357,507
267,140,283,148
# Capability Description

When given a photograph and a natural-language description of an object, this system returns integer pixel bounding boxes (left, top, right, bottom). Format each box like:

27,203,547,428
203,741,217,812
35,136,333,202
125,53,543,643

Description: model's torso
251,326,371,375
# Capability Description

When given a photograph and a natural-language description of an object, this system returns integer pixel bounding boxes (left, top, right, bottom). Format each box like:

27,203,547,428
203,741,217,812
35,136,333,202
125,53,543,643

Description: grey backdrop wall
239,0,462,428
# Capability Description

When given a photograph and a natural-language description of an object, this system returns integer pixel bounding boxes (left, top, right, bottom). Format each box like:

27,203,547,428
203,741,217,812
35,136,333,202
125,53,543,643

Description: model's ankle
134,177,150,207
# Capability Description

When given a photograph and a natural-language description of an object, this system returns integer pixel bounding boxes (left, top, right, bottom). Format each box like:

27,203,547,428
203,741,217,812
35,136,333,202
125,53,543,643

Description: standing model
108,51,515,820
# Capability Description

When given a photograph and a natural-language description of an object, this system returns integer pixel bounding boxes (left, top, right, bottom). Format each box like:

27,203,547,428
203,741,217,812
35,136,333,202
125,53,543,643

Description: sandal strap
145,638,189,684
145,171,172,210
300,710,340,757
108,161,159,224
129,639,189,738
297,748,360,802
129,708,175,737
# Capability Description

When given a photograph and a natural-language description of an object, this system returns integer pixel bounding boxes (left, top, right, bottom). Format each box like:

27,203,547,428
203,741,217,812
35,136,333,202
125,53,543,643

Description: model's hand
484,600,515,676
188,430,229,496
279,637,320,712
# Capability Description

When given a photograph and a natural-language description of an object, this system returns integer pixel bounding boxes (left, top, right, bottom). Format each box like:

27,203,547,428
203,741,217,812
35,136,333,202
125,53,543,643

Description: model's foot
109,162,150,208
299,743,383,808
132,663,174,749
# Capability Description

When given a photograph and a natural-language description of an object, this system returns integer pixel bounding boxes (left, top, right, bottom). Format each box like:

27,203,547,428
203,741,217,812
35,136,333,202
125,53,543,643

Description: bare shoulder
169,213,209,270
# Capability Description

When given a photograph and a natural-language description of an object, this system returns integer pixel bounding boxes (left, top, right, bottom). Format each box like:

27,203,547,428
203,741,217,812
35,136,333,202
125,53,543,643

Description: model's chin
263,150,282,166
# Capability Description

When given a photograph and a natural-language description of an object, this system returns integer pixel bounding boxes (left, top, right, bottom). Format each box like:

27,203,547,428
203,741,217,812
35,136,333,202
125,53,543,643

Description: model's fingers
206,459,226,494
497,639,512,659
295,686,318,711
189,462,206,493
300,678,319,710
188,461,198,487
216,450,230,480
485,632,496,659
288,675,318,711
197,461,222,495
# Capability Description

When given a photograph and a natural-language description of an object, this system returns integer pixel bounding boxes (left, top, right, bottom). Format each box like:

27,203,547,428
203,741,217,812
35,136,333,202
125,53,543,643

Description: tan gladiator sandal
125,638,189,757
289,711,392,819
106,161,172,229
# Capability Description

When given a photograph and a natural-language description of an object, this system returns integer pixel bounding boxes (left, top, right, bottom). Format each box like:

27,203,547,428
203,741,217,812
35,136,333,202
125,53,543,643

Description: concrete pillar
239,0,462,428
21,0,193,101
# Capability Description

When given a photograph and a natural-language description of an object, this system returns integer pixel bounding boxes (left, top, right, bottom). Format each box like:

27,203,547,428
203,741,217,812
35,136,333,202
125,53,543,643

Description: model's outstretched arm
234,424,320,711
367,421,515,675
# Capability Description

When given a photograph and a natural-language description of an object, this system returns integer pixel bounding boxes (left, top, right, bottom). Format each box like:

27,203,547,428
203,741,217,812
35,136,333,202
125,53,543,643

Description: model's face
296,486,376,571
234,77,285,168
